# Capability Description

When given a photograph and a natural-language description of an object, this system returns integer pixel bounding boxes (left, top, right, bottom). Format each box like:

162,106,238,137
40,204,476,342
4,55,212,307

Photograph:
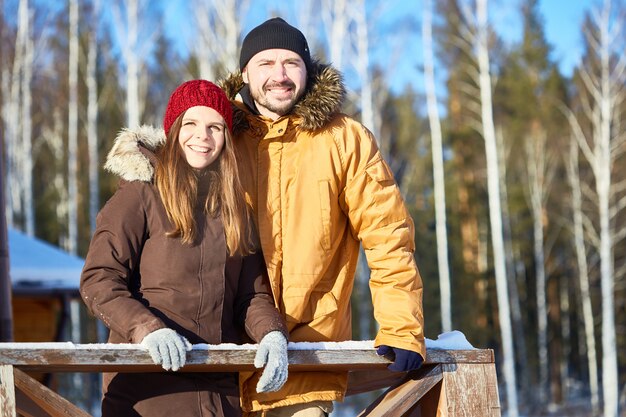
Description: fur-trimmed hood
104,125,165,182
218,60,346,132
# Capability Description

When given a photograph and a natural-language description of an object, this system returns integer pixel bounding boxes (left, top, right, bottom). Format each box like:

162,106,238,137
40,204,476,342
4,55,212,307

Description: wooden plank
0,345,493,373
347,369,406,396
441,363,501,417
12,368,92,417
357,364,444,417
14,388,52,417
0,365,17,417
0,348,388,373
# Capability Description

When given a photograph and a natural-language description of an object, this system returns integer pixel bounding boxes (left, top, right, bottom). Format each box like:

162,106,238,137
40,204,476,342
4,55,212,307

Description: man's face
242,49,307,120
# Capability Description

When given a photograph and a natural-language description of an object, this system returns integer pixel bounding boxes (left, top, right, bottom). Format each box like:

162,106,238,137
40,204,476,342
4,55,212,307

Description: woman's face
178,106,226,170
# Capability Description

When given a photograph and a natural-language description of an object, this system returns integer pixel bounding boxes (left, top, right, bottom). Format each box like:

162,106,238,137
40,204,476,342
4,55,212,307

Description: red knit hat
163,80,233,136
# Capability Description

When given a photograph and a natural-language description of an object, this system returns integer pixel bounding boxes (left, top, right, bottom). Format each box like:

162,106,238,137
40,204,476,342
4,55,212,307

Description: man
220,17,425,417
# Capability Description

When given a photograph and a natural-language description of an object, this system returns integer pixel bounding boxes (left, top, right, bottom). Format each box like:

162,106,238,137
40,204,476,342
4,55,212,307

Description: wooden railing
0,343,501,417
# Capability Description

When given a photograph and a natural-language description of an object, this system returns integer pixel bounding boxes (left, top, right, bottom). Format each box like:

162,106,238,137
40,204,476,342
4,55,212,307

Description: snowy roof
8,227,84,294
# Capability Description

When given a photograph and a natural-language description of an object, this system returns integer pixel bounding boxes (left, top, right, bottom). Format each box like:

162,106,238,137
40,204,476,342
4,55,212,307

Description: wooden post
351,350,501,417
0,365,17,417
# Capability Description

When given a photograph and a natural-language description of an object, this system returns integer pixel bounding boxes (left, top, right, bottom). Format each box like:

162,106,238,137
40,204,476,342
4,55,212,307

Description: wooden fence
0,344,500,417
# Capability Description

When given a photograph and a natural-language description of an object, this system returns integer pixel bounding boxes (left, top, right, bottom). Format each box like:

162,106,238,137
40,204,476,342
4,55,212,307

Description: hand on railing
376,345,424,372
141,328,193,371
254,331,288,393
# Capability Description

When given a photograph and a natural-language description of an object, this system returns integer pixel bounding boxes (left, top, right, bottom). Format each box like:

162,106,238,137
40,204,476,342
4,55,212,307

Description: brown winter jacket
80,127,287,416
219,62,426,413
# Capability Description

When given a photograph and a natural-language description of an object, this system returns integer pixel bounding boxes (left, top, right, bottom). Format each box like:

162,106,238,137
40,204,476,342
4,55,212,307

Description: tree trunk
0,121,13,343
496,127,529,404
474,1,518,414
423,0,452,333
67,0,79,254
565,138,599,413
0,0,9,342
21,7,33,236
322,0,348,72
87,0,99,233
525,133,549,404
126,0,140,128
597,5,618,416
194,0,243,80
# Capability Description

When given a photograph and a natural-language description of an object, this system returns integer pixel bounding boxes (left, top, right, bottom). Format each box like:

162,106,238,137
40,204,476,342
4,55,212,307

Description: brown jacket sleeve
80,181,166,343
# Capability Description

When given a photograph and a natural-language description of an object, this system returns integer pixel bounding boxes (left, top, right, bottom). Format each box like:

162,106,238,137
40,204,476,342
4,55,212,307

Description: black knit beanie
239,17,311,71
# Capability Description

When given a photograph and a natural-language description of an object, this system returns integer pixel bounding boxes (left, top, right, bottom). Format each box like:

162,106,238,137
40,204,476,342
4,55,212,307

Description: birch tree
21,2,33,236
87,0,100,233
456,1,518,414
0,13,12,337
423,0,452,333
563,3,625,414
4,0,29,229
67,0,79,254
564,138,599,414
126,0,139,128
111,0,157,128
495,127,529,404
193,0,247,80
321,0,348,72
524,129,556,404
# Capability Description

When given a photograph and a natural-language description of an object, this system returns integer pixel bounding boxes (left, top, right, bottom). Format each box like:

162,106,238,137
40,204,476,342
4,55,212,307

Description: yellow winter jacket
221,62,425,413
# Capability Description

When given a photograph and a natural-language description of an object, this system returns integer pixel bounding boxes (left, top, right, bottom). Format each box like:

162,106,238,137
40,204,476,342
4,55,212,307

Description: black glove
376,345,424,372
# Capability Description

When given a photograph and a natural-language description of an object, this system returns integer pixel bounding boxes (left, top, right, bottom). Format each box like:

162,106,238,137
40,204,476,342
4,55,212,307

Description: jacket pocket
318,180,331,251
284,288,339,324
365,158,395,184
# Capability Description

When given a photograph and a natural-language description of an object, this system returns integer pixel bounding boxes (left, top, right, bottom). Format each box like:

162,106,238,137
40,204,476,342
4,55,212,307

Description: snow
0,331,475,351
8,227,84,290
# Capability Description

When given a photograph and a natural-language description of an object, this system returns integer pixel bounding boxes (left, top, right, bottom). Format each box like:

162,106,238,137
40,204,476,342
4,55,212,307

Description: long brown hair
154,115,256,255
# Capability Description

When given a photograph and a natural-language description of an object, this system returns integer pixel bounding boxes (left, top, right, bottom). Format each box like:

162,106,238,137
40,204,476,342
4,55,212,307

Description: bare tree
126,0,139,128
455,1,519,414
21,2,33,236
352,0,376,137
564,138,599,414
4,0,29,229
563,1,625,415
524,129,557,404
495,126,531,405
44,110,69,249
194,0,247,79
423,0,452,333
321,0,348,71
87,0,100,233
0,91,12,341
111,0,158,128
67,0,79,254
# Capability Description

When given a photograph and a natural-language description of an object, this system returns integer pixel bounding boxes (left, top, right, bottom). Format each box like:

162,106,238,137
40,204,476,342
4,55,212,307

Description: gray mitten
254,331,288,393
141,328,192,371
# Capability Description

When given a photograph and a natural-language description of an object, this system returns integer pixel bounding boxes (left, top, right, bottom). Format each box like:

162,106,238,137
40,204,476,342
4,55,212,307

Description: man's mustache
264,81,296,90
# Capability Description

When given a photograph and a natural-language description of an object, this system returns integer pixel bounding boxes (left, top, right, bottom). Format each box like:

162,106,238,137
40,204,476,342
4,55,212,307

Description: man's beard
251,81,304,117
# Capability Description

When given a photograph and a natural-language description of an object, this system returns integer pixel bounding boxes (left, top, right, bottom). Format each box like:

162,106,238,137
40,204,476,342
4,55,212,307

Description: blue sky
370,0,592,93
224,0,594,94
10,0,595,94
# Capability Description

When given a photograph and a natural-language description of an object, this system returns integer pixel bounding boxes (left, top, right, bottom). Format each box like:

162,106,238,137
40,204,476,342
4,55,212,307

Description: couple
80,17,425,417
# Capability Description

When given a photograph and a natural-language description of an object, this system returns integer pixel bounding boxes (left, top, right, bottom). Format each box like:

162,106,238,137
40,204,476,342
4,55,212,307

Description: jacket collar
104,125,165,182
219,60,346,132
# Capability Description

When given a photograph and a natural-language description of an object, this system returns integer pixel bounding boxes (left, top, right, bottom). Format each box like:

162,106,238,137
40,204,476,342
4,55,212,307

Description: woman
80,80,288,417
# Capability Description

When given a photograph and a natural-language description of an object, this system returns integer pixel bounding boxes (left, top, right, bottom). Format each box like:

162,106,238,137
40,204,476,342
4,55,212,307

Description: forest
0,0,625,416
